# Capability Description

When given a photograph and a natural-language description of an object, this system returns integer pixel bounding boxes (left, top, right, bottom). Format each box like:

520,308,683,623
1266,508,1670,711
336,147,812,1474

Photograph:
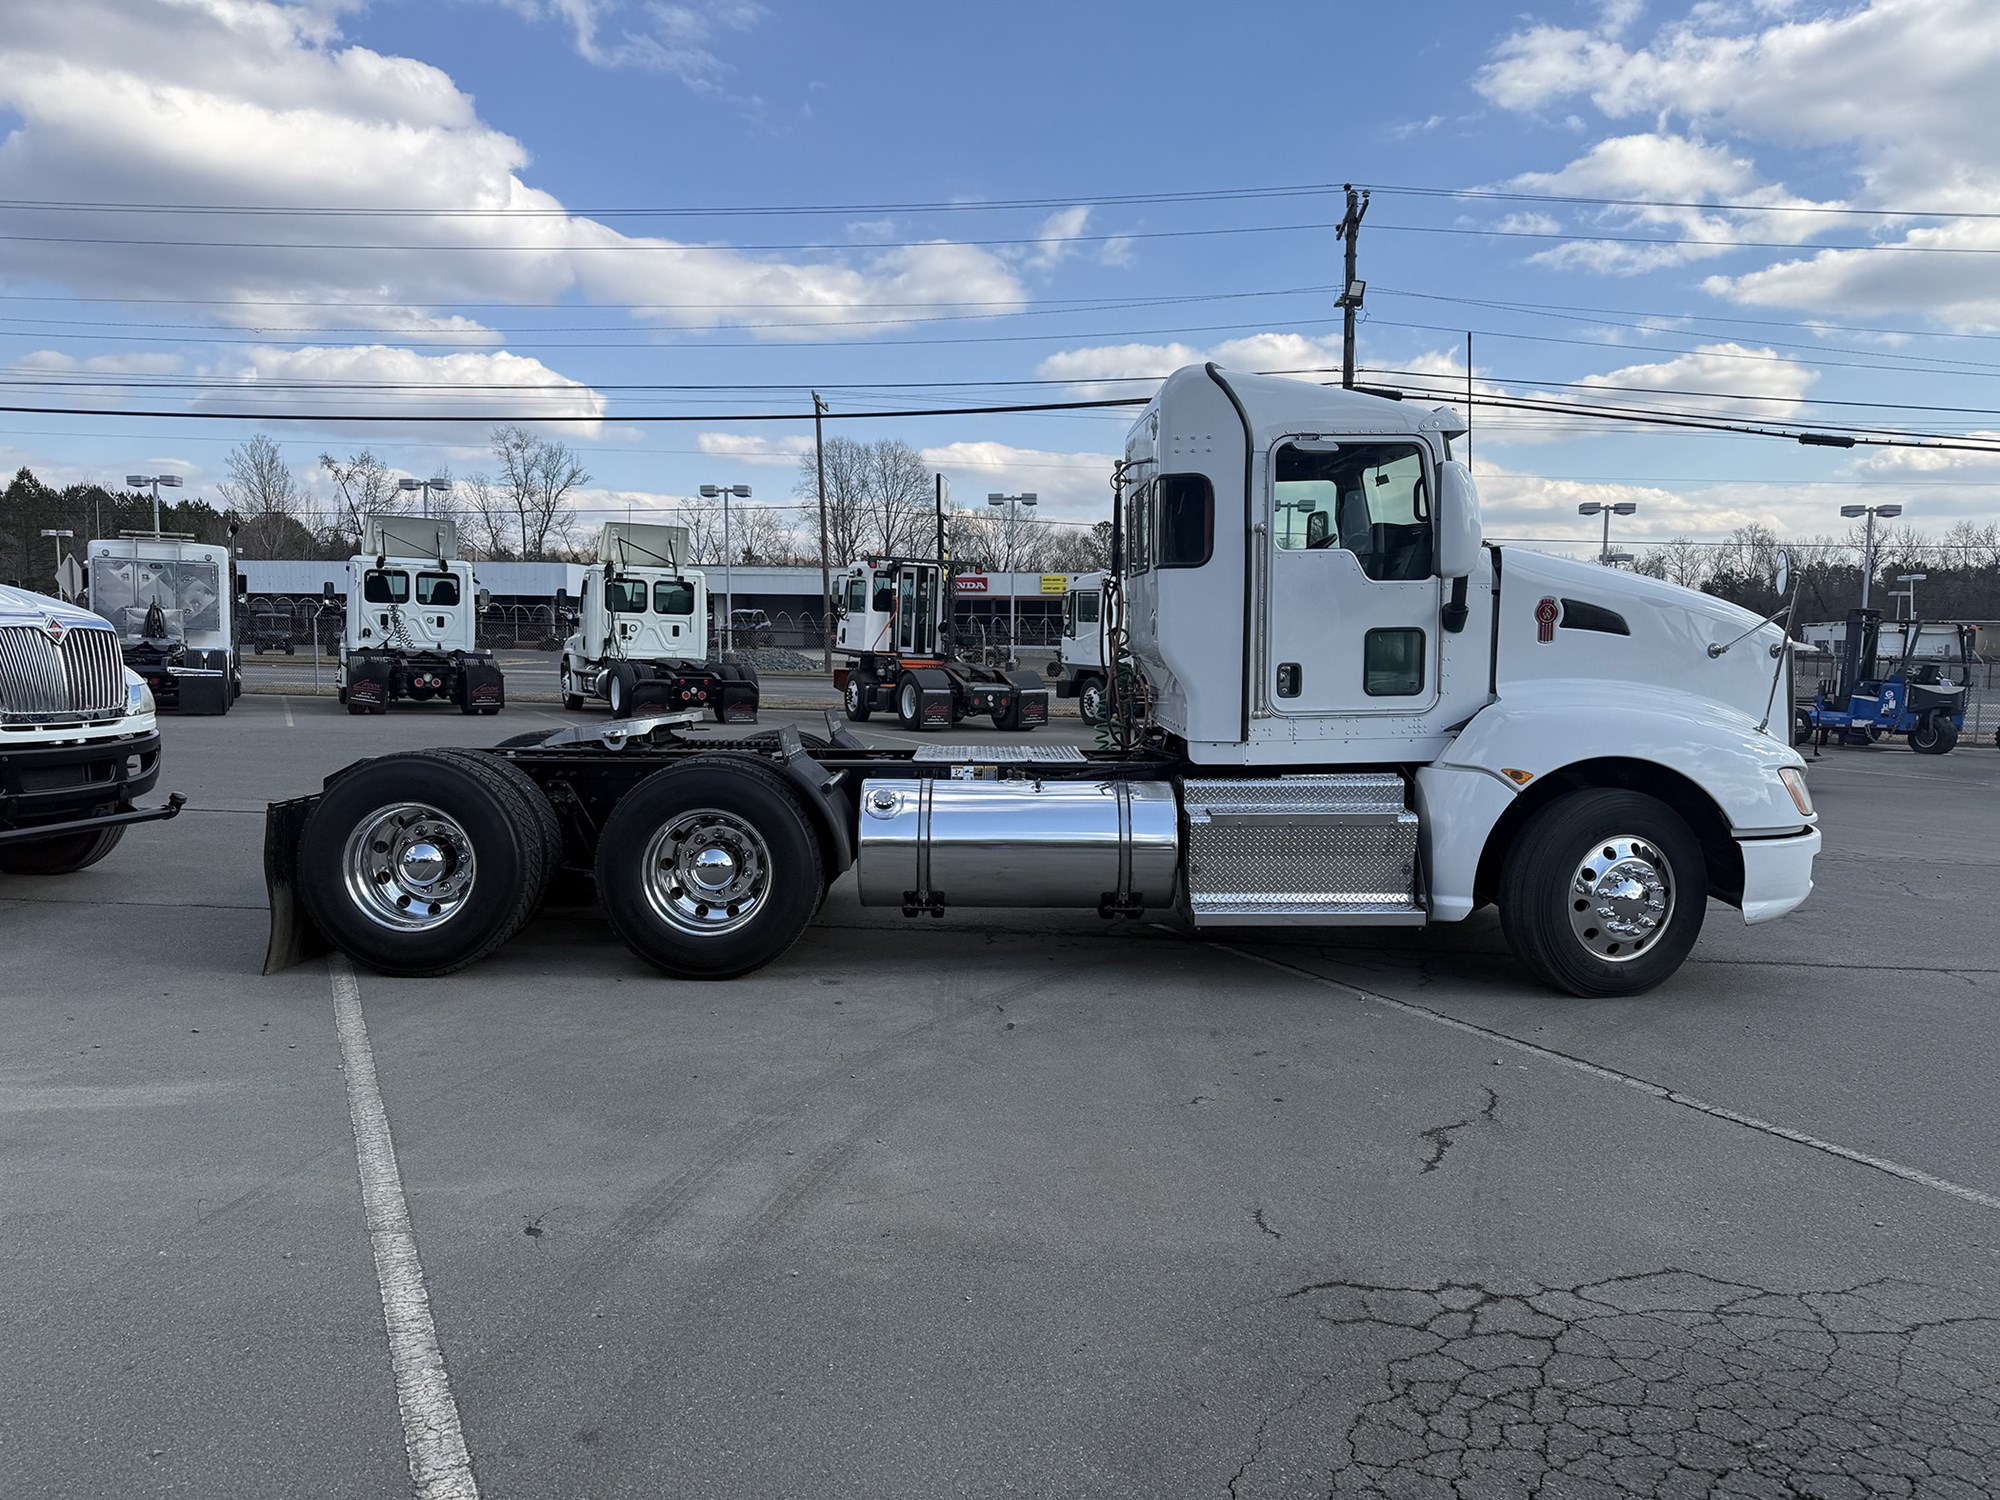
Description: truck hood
0,584,116,634
1498,550,1790,735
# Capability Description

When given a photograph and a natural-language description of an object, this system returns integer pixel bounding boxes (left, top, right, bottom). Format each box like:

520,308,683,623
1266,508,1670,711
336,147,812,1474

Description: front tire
560,665,585,713
594,757,823,979
1910,714,1957,755
296,750,556,976
844,676,873,722
1498,789,1708,998
0,825,125,875
896,673,923,730
1079,676,1106,726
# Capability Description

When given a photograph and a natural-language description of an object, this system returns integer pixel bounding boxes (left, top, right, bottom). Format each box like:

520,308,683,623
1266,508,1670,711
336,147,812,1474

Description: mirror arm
1442,575,1469,634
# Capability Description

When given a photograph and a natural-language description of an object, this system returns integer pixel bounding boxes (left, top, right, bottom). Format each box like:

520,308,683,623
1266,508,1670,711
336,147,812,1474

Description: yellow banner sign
1040,574,1068,594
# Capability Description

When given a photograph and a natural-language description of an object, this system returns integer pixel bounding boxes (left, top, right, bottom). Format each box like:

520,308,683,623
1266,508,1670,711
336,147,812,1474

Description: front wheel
595,758,823,979
0,825,125,876
896,673,923,730
843,676,872,722
560,666,584,713
1498,789,1708,998
1078,676,1106,726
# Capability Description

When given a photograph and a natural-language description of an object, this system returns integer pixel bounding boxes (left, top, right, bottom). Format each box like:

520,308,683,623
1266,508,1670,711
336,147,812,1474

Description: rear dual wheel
595,757,822,979
297,749,561,976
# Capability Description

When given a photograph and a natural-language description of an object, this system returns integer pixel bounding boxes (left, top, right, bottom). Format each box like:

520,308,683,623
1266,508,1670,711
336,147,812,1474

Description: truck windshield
363,569,410,604
654,580,694,615
90,554,222,641
607,577,647,612
1273,442,1432,582
416,572,459,606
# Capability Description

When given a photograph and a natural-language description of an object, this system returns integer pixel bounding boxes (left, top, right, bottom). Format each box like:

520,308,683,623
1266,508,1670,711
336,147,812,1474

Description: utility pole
812,392,833,670
1335,183,1370,390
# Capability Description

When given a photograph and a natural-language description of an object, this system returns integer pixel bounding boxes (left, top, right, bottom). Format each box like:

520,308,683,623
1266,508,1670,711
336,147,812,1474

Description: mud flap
719,680,759,722
176,669,231,715
911,666,954,729
1007,671,1051,726
456,657,505,712
262,794,329,974
346,654,390,709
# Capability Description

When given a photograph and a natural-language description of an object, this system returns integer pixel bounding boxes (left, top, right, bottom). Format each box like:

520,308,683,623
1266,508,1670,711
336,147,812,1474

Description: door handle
1277,663,1301,698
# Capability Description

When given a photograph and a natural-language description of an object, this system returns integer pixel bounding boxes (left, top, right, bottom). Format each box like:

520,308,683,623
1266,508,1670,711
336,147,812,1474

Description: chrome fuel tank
856,777,1180,910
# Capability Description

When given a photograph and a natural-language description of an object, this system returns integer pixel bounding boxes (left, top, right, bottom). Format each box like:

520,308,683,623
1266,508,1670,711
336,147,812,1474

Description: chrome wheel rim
846,680,863,711
1080,683,1102,722
1568,835,1673,963
641,808,770,936
342,802,477,932
900,680,918,719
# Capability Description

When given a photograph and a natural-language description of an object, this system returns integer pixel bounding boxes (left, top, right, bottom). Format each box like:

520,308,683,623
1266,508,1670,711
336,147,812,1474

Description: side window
1156,475,1213,568
873,572,895,613
1273,442,1433,581
362,570,409,604
1075,589,1101,625
1364,628,1427,696
606,577,647,612
654,580,694,615
415,572,459,607
1125,480,1153,572
845,576,866,614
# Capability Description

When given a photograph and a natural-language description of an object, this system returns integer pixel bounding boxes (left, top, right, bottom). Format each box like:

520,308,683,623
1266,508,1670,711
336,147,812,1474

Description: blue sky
2,0,1998,554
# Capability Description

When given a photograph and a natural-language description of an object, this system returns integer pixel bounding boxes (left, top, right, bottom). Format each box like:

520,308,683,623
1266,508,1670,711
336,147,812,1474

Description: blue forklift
1794,609,1973,755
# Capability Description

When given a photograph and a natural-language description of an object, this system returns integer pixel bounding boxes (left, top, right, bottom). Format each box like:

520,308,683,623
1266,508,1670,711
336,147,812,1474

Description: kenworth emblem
1534,597,1559,643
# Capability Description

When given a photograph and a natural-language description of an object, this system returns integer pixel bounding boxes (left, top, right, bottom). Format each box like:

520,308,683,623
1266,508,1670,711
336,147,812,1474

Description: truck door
1265,438,1440,717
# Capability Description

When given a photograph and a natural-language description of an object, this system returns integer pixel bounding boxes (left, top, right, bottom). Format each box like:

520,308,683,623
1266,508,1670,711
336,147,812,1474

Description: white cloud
920,441,1117,525
0,0,1027,336
1573,341,1817,415
14,349,184,376
488,0,765,95
1036,331,1348,398
188,344,606,434
694,432,814,466
1025,206,1091,271
1706,218,2000,330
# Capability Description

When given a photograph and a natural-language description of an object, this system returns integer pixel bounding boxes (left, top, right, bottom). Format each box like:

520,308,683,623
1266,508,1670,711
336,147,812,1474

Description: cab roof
1137,364,1467,448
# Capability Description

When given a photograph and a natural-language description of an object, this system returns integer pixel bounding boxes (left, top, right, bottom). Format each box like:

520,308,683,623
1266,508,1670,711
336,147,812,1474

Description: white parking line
1209,942,2000,1215
282,697,295,729
329,956,480,1499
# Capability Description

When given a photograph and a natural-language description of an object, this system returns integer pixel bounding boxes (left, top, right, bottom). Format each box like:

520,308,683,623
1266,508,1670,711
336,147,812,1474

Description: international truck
558,522,759,723
261,364,1820,998
831,556,1051,730
1,584,185,874
84,534,240,715
337,515,502,716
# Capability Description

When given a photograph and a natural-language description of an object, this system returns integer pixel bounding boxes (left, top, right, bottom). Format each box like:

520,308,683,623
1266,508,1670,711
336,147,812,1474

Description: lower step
1188,897,1428,928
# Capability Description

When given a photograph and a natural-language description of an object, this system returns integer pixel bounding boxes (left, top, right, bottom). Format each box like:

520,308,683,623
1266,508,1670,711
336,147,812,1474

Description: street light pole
1839,503,1902,610
1894,572,1927,621
986,491,1038,666
1578,500,1637,564
812,392,832,671
126,472,184,535
700,483,752,656
397,475,453,520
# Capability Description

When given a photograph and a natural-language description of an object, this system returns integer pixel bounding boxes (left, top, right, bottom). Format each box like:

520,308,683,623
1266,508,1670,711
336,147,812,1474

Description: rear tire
1498,789,1707,998
1079,676,1106,726
843,676,872,722
296,750,555,976
1910,714,1957,754
607,662,637,718
0,824,125,875
594,757,823,980
896,673,922,730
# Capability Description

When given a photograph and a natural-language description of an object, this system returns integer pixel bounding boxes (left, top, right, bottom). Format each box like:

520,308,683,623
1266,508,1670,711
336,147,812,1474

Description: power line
1369,183,2000,223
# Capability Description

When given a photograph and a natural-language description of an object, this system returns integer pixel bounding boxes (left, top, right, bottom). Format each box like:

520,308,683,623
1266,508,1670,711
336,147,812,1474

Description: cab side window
606,577,648,612
1156,475,1213,568
1075,589,1101,625
654,580,694,615
362,569,409,604
1273,443,1432,581
845,577,866,614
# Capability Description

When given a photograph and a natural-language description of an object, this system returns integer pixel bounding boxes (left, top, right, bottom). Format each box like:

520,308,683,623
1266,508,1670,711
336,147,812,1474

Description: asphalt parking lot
3,699,1997,1500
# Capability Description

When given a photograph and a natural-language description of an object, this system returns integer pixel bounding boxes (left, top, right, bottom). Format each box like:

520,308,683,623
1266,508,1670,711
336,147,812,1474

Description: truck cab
559,522,757,722
339,515,502,715
1050,571,1108,721
1,584,182,874
84,535,240,714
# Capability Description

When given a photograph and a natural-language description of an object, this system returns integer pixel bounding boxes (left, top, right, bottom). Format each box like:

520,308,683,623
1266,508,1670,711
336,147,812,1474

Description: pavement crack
1418,1088,1501,1173
1253,1208,1282,1241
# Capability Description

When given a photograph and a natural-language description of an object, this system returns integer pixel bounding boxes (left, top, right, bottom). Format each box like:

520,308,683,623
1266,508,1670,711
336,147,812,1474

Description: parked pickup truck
0,585,184,874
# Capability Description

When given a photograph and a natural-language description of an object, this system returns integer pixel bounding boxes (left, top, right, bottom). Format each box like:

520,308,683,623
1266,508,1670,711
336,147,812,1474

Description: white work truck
263,363,1819,998
85,535,240,715
558,522,759,723
337,515,502,716
1,585,184,873
1049,571,1109,722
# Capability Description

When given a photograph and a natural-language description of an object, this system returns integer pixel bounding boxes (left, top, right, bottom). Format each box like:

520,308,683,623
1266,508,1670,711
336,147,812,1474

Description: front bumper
0,727,177,843
1736,826,1821,925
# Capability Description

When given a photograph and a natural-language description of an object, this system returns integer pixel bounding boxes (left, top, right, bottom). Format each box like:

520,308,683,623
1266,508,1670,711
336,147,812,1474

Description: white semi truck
558,522,759,723
84,534,241,715
262,364,1819,998
1049,570,1109,723
1,584,185,873
337,515,502,716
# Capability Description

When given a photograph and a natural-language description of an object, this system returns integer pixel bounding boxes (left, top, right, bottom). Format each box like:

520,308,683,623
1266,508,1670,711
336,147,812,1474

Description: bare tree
491,426,589,561
217,435,305,557
318,450,397,553
1635,535,1711,590
454,475,517,560
794,437,934,562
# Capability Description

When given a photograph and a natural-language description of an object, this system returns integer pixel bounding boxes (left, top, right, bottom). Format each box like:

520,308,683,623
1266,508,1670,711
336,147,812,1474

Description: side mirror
555,587,569,608
477,587,491,611
1435,461,1483,580
322,581,336,601
235,572,248,600
1774,549,1791,596
1305,510,1330,549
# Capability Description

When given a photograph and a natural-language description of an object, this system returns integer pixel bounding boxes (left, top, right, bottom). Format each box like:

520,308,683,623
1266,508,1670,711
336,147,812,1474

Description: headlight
1778,767,1814,818
125,671,154,717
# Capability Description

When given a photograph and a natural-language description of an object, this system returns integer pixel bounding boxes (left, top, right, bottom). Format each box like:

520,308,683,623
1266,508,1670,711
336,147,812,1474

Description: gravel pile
713,647,821,673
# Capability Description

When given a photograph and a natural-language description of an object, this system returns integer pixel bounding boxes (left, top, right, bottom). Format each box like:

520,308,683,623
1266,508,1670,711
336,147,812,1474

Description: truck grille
0,624,126,720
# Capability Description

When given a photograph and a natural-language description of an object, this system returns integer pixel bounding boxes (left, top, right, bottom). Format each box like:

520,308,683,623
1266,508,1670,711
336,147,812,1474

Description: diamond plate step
910,743,1087,763
1183,774,1424,927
